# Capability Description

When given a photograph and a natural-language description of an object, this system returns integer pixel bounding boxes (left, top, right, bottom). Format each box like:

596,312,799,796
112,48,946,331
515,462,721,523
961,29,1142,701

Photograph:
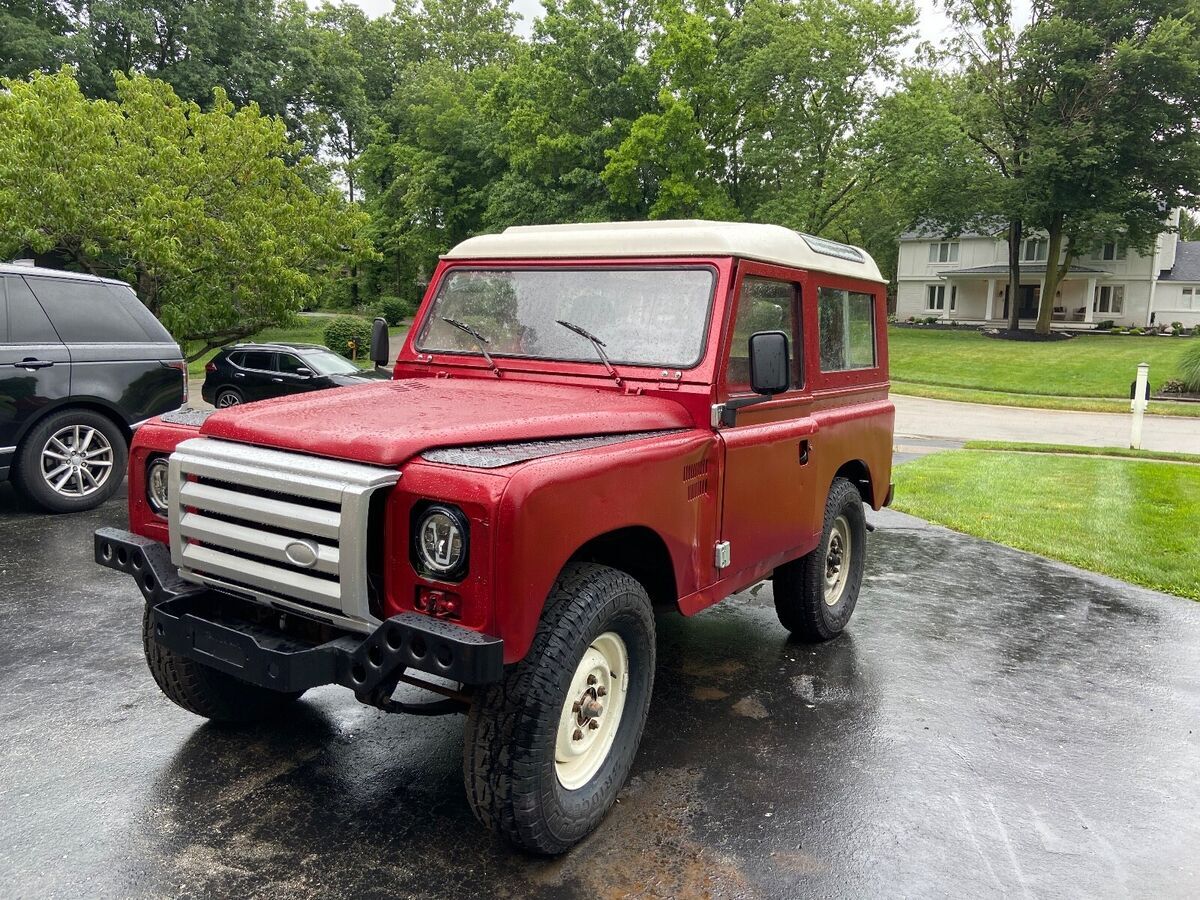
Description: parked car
1,263,185,512
95,221,894,853
201,342,387,408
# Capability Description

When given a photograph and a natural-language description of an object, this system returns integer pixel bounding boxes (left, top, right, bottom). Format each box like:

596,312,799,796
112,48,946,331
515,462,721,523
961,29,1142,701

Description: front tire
142,606,304,723
215,387,243,408
13,408,128,513
772,477,867,642
463,563,655,854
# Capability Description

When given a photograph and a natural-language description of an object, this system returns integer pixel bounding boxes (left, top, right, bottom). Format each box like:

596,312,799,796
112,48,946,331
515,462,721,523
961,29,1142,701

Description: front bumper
94,527,504,694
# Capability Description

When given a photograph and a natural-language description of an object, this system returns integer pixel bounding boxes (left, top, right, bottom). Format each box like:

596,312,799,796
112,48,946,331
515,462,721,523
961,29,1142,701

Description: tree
0,0,73,79
0,69,372,358
1022,0,1200,334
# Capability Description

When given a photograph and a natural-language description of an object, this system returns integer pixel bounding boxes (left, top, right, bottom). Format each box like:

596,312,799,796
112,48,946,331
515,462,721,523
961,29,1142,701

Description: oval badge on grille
284,539,320,569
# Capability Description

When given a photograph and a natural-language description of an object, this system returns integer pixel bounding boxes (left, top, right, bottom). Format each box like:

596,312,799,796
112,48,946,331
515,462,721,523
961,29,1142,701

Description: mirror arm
715,394,776,427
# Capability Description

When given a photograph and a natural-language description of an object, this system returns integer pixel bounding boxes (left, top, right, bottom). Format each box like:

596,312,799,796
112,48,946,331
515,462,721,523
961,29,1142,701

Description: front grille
167,438,399,632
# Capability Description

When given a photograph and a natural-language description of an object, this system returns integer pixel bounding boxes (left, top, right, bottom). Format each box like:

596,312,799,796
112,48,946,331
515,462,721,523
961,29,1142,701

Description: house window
1022,238,1048,262
926,284,956,311
1093,241,1126,261
818,288,876,371
928,241,960,263
1093,285,1125,315
1182,287,1197,310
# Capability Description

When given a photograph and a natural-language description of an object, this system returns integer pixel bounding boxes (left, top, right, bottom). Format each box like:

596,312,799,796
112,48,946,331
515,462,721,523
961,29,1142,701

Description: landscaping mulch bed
981,328,1074,342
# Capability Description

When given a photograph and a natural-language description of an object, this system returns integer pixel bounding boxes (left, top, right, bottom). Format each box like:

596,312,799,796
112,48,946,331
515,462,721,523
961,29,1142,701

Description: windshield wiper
556,319,622,386
441,317,501,377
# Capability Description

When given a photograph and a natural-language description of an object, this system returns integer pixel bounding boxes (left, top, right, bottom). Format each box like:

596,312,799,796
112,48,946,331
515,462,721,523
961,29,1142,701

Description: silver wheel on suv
216,389,242,408
40,424,114,498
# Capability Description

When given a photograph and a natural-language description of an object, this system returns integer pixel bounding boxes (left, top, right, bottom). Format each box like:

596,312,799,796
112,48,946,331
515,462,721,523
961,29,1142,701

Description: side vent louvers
683,458,709,501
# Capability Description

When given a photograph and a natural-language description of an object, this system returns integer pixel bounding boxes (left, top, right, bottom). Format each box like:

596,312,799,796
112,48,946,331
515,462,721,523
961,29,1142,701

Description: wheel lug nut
572,701,581,713
586,674,597,686
572,728,583,741
588,720,599,730
596,687,607,697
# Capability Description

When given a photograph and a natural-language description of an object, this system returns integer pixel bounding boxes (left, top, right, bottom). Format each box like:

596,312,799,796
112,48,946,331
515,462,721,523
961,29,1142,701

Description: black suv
0,264,185,512
201,342,386,408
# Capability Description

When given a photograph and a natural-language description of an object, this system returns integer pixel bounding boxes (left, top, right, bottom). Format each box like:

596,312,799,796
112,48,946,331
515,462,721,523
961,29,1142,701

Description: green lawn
893,450,1200,600
891,380,1200,417
889,327,1191,397
963,440,1200,464
186,320,408,378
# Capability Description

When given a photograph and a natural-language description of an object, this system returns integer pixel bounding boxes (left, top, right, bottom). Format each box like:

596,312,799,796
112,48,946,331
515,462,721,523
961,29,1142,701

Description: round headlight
146,456,170,515
415,505,468,578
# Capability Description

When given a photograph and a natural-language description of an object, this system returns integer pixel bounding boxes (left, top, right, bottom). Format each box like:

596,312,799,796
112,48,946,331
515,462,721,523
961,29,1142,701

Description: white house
895,210,1200,329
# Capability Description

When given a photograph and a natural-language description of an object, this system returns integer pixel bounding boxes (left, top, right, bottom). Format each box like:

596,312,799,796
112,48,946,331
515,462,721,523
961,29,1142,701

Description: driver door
716,264,819,581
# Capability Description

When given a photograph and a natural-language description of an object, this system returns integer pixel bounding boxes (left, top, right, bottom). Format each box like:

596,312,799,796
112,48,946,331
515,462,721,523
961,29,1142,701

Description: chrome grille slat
179,481,342,539
178,512,341,575
167,438,399,632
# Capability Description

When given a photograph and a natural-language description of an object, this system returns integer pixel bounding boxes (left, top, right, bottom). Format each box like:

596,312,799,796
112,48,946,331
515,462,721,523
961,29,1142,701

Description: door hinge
714,540,731,569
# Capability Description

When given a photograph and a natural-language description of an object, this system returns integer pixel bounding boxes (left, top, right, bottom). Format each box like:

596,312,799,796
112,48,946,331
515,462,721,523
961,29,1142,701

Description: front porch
931,265,1122,327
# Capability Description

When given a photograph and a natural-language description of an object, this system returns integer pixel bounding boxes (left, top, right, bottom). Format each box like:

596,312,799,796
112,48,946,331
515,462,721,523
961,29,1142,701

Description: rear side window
5,276,60,343
25,276,159,343
106,283,173,342
818,288,876,371
240,350,274,370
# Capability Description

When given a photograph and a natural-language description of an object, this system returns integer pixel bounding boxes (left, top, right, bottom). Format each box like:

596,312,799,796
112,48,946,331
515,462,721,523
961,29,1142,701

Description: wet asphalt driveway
1,481,1198,899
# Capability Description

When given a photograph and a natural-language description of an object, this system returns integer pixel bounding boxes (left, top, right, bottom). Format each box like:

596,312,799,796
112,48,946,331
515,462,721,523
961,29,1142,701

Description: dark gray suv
0,263,185,512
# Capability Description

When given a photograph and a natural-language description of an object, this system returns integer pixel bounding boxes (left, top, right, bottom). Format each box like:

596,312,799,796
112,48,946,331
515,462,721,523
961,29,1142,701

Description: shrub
1193,324,1200,337
323,315,373,360
377,295,416,326
1178,341,1200,392
923,315,939,325
1095,320,1115,330
1129,327,1144,335
1171,321,1185,336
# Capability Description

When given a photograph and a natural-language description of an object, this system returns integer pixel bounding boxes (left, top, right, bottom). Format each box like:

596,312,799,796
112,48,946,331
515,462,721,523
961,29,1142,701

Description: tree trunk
1035,212,1066,336
1007,218,1022,331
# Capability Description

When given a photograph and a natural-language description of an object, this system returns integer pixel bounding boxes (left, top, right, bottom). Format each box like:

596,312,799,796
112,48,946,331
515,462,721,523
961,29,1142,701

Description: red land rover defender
95,221,894,853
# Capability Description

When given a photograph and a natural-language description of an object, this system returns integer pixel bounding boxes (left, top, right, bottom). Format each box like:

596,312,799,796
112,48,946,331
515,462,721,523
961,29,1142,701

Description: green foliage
0,69,372,358
1177,341,1200,392
377,296,417,326
323,316,374,359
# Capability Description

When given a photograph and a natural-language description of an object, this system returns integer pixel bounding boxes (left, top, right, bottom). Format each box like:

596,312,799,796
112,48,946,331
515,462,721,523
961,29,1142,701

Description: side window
278,354,307,375
726,277,800,394
25,276,153,343
106,283,173,342
240,350,274,371
6,277,60,343
227,351,245,368
818,288,876,372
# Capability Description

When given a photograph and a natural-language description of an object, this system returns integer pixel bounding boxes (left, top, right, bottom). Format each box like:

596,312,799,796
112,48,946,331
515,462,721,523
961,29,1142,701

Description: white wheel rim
41,425,113,498
217,391,241,407
824,515,852,607
555,631,629,791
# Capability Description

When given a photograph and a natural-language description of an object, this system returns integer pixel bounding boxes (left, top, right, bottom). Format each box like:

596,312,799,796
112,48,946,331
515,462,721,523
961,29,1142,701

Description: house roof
939,264,1106,278
899,225,1007,241
1159,241,1200,282
444,221,885,283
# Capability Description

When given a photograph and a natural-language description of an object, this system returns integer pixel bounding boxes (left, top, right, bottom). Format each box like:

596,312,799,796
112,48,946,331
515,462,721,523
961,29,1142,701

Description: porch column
984,278,996,321
1085,276,1097,323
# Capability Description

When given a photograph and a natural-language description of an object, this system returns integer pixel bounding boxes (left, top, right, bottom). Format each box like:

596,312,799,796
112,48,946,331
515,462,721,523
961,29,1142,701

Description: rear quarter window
25,276,163,343
818,288,876,372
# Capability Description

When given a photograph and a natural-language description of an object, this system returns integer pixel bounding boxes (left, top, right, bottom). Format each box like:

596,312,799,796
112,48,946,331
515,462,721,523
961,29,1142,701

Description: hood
199,378,694,466
328,370,389,386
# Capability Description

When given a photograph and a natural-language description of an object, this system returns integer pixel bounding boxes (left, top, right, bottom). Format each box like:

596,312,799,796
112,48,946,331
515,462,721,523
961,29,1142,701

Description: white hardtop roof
443,220,884,283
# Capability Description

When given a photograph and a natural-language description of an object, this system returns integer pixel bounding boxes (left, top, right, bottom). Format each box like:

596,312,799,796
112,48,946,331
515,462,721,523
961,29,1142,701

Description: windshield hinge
657,369,683,391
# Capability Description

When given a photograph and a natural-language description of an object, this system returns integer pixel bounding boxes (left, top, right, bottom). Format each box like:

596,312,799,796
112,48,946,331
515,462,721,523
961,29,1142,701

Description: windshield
415,267,716,369
303,349,362,376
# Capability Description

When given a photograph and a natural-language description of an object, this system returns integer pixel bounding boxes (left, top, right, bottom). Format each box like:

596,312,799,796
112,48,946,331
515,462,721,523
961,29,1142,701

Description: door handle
234,372,245,378
271,377,283,383
17,358,54,370
799,440,810,465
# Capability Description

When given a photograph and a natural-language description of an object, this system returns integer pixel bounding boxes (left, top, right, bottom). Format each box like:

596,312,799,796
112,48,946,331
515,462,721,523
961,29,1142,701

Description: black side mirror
369,316,390,369
749,330,789,395
295,367,313,378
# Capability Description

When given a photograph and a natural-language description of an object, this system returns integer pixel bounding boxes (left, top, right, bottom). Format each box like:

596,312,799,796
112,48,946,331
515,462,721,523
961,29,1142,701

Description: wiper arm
441,317,501,377
556,319,621,386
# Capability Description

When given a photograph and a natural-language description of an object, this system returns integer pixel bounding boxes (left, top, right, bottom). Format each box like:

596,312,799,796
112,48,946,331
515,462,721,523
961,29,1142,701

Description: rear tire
13,408,127,513
215,387,243,408
142,606,304,723
463,562,655,854
772,477,866,642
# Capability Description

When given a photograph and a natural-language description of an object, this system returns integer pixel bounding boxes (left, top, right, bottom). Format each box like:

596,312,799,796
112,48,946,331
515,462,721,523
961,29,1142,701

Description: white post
984,278,995,321
1085,277,1097,323
1130,362,1150,449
